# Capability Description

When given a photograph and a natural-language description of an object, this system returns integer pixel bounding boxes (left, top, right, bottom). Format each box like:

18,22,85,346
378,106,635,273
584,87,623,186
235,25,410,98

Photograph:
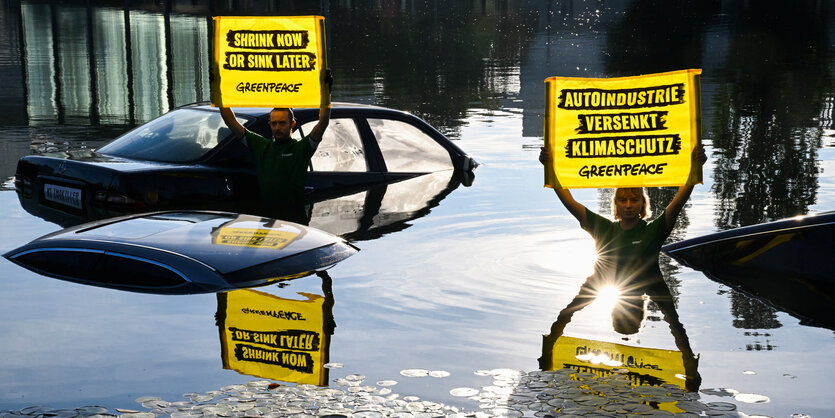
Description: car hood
3,210,358,294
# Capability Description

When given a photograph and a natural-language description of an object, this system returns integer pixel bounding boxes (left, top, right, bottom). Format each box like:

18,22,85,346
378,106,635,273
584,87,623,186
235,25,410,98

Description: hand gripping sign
544,69,702,189
211,16,328,108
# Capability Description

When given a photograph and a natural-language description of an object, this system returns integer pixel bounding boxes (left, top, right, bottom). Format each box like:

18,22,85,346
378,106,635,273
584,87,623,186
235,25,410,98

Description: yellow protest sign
544,69,702,189
217,289,331,385
211,16,328,108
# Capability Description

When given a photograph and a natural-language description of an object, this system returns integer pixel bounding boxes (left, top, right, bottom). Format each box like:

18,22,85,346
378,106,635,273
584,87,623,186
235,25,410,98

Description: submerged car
662,211,835,330
3,210,358,294
13,102,477,224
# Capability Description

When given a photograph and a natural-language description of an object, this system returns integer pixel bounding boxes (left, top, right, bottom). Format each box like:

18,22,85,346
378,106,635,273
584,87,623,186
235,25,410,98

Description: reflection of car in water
12,102,477,227
3,211,356,294
308,170,461,241
662,211,835,330
216,272,335,385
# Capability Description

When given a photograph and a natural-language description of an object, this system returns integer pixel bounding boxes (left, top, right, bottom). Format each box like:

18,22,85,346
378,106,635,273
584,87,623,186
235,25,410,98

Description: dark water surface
1,1,834,416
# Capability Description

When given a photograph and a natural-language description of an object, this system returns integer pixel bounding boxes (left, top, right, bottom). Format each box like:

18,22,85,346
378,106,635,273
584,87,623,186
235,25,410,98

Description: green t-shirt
244,130,314,203
583,208,669,283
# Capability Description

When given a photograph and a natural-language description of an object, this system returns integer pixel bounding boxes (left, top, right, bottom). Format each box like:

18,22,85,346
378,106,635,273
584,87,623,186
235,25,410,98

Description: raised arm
219,107,246,140
307,69,333,143
664,144,707,230
540,146,588,227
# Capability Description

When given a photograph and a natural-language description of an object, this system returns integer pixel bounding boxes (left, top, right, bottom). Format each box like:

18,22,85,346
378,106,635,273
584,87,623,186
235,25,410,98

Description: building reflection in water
19,2,210,126
215,271,335,385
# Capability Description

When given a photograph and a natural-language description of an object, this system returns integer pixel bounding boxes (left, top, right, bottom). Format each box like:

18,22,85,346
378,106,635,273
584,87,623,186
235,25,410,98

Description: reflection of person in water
220,70,333,225
538,146,706,390
540,271,702,391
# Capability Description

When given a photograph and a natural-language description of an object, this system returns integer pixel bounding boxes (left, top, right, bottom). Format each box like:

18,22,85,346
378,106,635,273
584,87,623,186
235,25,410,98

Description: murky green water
1,1,834,416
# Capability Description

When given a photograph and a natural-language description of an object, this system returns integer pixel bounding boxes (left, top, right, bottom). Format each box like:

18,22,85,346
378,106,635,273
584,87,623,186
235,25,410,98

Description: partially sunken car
13,103,477,225
662,211,835,330
3,211,358,294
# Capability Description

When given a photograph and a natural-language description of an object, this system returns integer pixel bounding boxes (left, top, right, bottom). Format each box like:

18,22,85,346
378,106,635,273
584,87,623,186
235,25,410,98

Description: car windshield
98,109,244,163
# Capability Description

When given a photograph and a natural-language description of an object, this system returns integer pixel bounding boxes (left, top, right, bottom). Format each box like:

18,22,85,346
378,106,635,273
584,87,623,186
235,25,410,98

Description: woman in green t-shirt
538,145,706,296
537,146,706,390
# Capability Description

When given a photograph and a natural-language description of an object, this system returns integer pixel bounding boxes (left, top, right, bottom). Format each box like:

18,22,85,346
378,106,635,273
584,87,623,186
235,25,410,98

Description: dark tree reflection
710,1,830,229
604,0,718,76
327,2,538,138
730,294,781,333
709,2,831,332
604,0,833,333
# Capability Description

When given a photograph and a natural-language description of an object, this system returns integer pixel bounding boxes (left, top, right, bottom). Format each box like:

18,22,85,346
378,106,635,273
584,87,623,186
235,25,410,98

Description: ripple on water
399,369,429,377
3,369,758,418
449,387,479,397
734,393,770,404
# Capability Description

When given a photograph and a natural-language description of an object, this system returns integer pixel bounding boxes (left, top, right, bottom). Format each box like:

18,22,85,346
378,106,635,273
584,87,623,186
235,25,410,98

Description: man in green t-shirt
219,71,332,224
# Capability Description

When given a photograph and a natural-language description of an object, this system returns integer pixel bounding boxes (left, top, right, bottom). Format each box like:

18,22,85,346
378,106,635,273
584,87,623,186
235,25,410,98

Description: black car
662,211,835,330
4,210,358,294
13,102,477,224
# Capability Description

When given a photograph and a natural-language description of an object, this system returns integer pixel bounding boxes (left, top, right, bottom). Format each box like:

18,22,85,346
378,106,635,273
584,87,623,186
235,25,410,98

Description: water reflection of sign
547,336,686,389
543,336,691,413
544,69,702,189
217,289,329,385
214,227,300,249
211,16,328,108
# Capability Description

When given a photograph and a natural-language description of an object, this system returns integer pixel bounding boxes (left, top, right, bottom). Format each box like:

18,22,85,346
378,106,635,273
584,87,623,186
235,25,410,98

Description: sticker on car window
213,227,300,249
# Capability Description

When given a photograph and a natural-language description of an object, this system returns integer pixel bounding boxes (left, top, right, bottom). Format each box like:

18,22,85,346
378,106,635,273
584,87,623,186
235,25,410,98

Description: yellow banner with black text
211,16,328,108
218,289,328,385
545,335,690,413
544,69,702,189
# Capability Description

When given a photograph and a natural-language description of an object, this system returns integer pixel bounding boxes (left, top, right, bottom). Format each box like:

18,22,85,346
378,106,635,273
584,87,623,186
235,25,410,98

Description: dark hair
270,107,295,122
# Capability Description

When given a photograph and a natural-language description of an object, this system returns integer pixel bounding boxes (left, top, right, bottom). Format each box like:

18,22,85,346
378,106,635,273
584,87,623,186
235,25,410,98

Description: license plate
44,183,83,210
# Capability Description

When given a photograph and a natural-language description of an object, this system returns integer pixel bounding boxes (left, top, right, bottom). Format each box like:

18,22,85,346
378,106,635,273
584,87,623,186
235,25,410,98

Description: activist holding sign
538,145,705,391
539,69,705,339
539,145,706,282
219,70,333,224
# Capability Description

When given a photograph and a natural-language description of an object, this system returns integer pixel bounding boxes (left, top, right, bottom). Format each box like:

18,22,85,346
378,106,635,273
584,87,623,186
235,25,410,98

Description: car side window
368,118,453,172
302,118,367,172
291,123,304,141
